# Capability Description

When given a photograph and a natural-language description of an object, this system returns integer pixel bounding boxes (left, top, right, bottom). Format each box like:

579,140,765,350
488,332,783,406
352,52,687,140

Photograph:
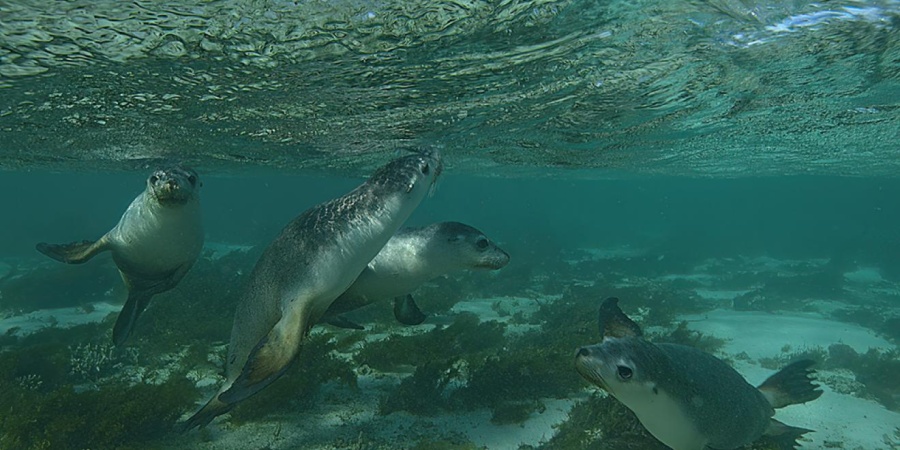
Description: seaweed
652,321,727,355
733,270,846,313
832,306,900,342
758,347,828,371
378,359,459,416
534,393,786,450
535,393,667,450
450,340,583,415
409,438,483,450
355,313,506,373
0,377,198,450
447,314,589,423
838,347,900,411
0,322,113,393
362,309,586,422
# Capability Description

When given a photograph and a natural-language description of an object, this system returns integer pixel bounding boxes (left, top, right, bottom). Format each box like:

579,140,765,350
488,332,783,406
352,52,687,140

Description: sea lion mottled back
182,150,442,430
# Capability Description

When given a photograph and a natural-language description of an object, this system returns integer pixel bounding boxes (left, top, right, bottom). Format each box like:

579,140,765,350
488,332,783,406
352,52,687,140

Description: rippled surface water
0,0,897,176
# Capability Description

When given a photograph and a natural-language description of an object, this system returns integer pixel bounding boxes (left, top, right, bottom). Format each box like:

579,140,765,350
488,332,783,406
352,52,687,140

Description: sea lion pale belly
322,221,510,328
575,298,822,450
182,150,442,430
36,167,203,346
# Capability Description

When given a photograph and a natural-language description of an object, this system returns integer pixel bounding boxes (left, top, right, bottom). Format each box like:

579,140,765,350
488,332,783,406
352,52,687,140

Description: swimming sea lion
182,149,442,430
36,166,203,346
322,221,510,329
575,298,822,450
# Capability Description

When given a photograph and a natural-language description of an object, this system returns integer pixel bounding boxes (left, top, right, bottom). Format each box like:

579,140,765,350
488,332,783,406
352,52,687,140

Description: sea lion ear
598,297,643,339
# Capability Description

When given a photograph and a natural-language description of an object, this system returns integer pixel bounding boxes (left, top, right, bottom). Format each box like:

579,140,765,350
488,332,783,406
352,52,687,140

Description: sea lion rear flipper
597,297,643,339
36,237,110,264
178,394,234,432
393,294,426,325
219,303,309,404
112,290,154,346
757,359,823,408
327,315,365,330
759,418,814,450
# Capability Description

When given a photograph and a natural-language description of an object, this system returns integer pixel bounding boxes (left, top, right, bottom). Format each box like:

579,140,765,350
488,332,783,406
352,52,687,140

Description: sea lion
575,298,822,450
35,166,203,346
182,149,442,430
322,221,510,329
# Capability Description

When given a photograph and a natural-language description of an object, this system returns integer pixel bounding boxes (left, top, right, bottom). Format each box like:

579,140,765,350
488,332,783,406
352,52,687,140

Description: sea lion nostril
576,347,590,358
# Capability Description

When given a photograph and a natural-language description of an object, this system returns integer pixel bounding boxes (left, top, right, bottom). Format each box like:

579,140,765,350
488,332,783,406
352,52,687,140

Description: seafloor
1,242,898,450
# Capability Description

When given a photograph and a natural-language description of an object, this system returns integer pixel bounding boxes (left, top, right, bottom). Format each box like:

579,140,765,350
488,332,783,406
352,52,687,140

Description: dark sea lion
182,150,442,430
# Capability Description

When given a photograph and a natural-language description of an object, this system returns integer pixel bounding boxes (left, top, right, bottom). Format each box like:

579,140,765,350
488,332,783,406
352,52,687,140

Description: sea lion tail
757,359,823,408
36,238,108,264
761,418,814,449
218,303,309,404
178,394,234,432
112,290,154,346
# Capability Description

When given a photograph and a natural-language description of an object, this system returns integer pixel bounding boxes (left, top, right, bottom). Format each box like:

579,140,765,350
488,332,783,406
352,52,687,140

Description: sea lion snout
574,344,610,390
149,166,200,205
490,247,511,268
476,247,510,269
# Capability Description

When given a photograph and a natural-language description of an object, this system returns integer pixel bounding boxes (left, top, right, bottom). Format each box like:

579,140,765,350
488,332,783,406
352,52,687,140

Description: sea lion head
575,297,668,402
147,166,201,206
434,222,510,270
575,336,665,399
367,148,442,199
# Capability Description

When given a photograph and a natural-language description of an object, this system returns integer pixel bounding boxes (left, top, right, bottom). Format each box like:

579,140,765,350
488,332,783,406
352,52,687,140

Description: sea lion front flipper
36,237,110,264
597,297,643,339
112,289,154,346
393,294,426,325
219,302,309,404
327,315,365,330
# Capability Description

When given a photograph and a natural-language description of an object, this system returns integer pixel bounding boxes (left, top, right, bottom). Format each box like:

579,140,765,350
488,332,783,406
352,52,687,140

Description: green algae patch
652,321,727,355
355,313,507,373
379,359,459,416
536,393,667,450
410,438,484,450
0,378,198,450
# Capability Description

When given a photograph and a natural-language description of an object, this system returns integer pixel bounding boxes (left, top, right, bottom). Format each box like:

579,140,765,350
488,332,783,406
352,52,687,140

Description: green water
1,1,899,450
1,0,897,175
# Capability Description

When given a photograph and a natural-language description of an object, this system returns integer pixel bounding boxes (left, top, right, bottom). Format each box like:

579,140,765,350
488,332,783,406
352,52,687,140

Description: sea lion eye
476,238,489,250
149,175,159,184
617,365,633,380
421,163,430,175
